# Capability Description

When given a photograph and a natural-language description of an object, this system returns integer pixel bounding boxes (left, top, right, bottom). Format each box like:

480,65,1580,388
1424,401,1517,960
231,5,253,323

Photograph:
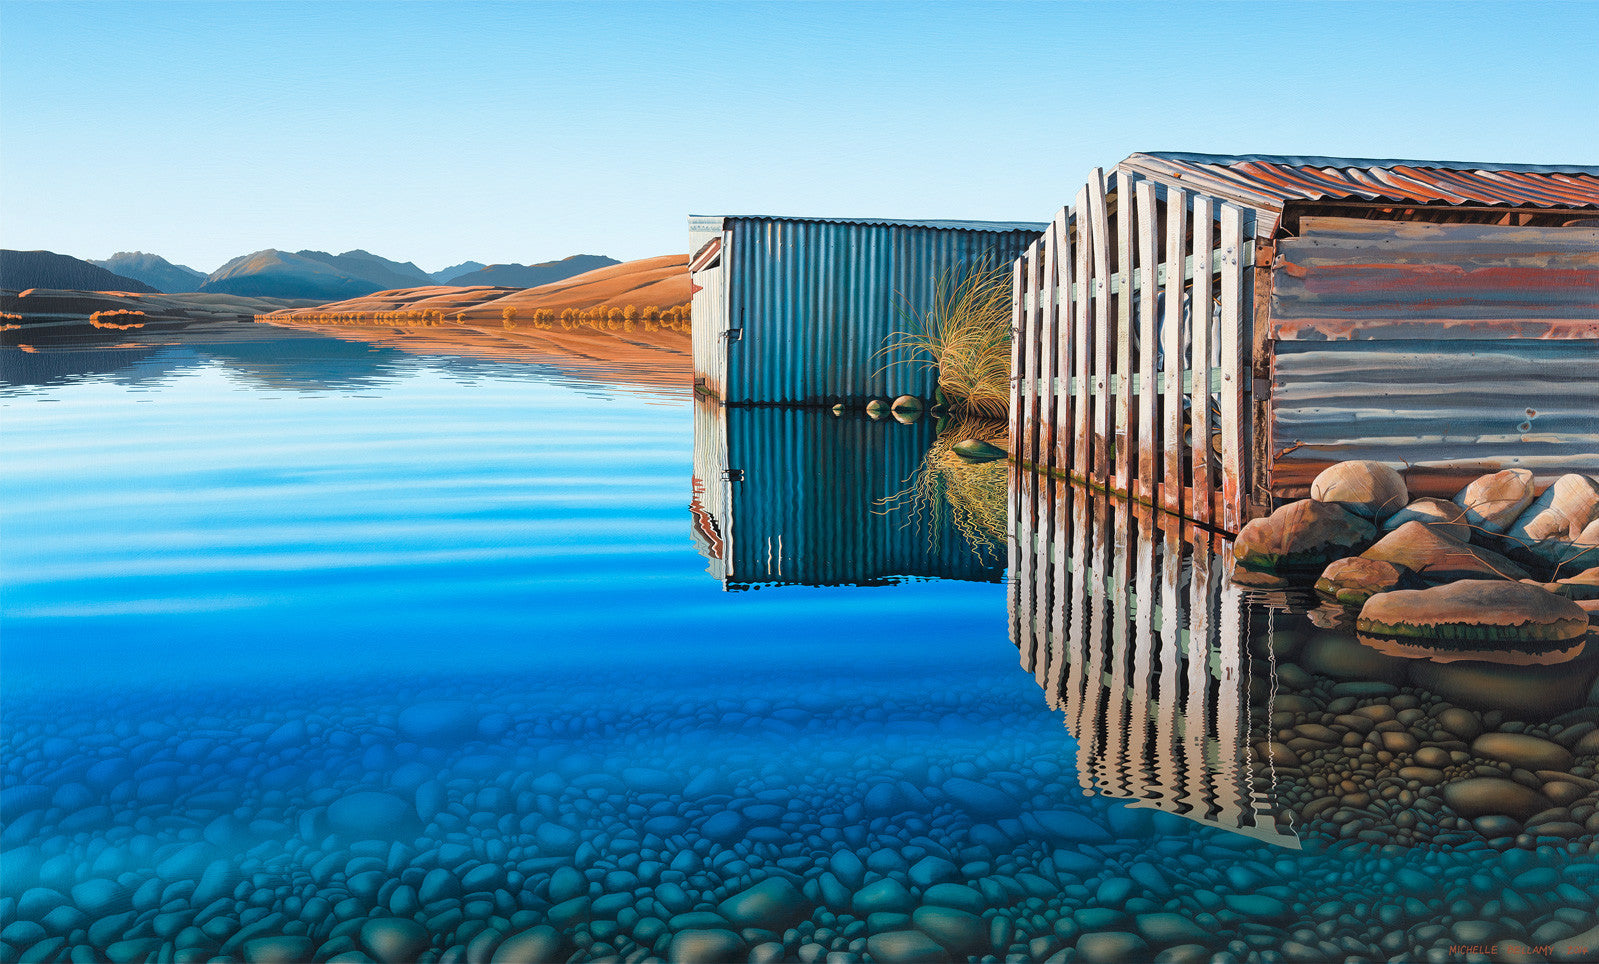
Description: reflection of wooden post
1151,514,1185,816
1183,523,1215,819
1104,498,1134,800
1062,484,1092,734
1016,468,1036,676
1047,481,1073,710
1078,495,1111,795
1031,475,1054,689
1213,565,1247,830
1127,503,1157,802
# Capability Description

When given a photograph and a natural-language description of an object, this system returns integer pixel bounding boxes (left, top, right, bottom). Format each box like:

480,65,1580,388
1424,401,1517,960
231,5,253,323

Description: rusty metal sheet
1268,340,1599,497
1272,217,1599,341
1124,153,1599,215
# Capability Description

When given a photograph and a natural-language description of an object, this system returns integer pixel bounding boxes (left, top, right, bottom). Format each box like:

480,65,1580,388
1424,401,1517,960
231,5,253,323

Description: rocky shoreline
5,665,1596,964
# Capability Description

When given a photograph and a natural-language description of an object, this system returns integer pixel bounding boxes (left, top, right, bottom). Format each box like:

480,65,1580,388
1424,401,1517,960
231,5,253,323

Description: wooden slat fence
1014,167,1255,533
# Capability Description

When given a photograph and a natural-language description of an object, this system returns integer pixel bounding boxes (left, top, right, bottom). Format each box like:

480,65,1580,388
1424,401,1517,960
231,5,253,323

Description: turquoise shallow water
2,333,1597,964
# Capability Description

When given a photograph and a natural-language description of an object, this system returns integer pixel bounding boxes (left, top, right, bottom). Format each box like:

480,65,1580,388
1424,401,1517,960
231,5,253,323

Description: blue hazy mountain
1,249,160,294
91,252,208,293
441,255,620,288
200,249,435,300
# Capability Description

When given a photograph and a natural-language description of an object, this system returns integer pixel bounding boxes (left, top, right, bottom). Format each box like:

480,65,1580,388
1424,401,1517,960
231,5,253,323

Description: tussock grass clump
881,262,1012,418
880,417,1008,563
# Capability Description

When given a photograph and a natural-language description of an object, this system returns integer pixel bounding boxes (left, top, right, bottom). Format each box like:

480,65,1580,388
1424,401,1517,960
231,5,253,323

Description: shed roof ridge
1132,151,1599,176
690,214,1049,231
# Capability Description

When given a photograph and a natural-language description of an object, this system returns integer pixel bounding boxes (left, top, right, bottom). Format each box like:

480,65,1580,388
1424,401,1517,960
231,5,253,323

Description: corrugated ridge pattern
723,218,1043,404
1126,153,1599,211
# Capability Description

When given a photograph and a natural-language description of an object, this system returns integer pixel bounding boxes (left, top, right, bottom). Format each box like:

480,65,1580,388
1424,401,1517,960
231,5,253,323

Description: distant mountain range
431,261,485,283
4,248,628,302
440,255,620,287
2,249,159,294
90,252,207,292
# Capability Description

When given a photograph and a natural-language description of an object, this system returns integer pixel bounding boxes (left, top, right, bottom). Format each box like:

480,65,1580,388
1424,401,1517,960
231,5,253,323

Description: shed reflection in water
690,400,1004,590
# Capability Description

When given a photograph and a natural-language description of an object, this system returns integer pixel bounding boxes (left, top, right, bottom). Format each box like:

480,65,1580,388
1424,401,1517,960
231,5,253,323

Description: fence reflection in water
1010,469,1299,847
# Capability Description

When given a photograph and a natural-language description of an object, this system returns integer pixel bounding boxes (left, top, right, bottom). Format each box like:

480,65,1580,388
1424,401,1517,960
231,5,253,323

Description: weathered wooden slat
1053,209,1074,473
1021,242,1042,469
1114,170,1136,496
1038,217,1060,471
1219,205,1247,532
1088,171,1113,484
1162,189,1190,515
1010,256,1026,458
1189,198,1215,527
1074,185,1094,476
1136,181,1160,503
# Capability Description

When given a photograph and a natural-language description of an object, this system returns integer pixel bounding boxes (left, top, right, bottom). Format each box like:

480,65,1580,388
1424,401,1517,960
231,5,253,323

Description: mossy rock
952,439,1006,463
1357,579,1588,644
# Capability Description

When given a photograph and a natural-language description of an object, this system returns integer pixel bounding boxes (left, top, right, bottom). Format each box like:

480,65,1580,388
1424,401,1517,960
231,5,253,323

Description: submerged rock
1454,468,1537,534
1310,460,1409,522
866,399,890,420
1442,777,1552,821
1356,579,1588,648
952,439,1006,463
1315,557,1410,605
1233,500,1376,576
1360,521,1528,585
1381,497,1473,543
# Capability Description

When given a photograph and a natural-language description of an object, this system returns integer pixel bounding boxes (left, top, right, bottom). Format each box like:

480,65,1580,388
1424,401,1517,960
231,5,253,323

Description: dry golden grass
879,417,1009,563
880,261,1012,418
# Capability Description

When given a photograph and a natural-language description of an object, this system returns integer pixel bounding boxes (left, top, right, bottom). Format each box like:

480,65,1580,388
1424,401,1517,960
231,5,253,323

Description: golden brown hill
254,255,693,395
262,254,689,323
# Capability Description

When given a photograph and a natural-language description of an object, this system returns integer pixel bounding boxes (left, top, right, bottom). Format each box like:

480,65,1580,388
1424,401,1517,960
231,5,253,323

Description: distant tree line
253,304,691,332
89,309,147,330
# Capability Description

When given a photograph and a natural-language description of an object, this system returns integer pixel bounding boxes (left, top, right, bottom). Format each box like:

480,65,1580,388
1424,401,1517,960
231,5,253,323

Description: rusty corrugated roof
1123,152,1599,212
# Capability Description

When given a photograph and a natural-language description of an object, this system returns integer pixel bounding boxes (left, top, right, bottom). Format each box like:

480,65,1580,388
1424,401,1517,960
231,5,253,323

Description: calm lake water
2,328,1596,964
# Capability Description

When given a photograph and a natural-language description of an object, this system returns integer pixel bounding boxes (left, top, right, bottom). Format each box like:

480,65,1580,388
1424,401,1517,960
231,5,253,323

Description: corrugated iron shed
690,214,1045,405
1123,152,1599,236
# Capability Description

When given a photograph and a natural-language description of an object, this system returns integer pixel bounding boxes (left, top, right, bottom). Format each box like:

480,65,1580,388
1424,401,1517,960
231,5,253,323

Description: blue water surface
3,335,1596,964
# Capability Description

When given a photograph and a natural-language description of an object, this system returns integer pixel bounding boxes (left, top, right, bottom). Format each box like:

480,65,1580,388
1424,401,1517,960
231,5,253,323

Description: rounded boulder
1311,460,1409,522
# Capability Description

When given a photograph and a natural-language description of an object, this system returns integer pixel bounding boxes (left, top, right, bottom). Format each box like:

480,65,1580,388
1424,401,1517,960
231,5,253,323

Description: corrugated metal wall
689,217,728,396
690,400,1003,589
704,217,1042,405
1268,217,1599,496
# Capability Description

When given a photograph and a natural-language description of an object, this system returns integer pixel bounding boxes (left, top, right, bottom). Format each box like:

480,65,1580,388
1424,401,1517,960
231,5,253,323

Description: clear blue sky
3,0,1595,274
